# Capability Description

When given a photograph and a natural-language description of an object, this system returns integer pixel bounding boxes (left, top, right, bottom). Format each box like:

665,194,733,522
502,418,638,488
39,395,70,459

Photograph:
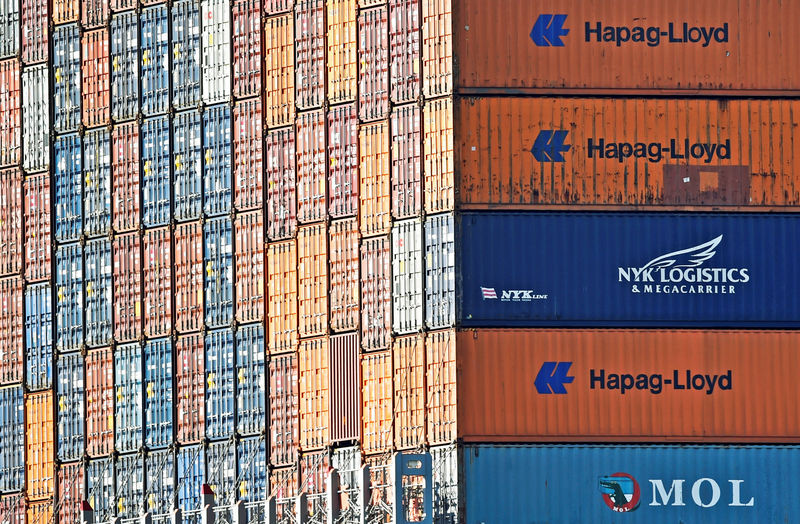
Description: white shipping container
332,445,362,521
0,0,19,59
22,64,49,173
430,445,458,524
201,0,230,104
392,218,423,334
424,213,455,329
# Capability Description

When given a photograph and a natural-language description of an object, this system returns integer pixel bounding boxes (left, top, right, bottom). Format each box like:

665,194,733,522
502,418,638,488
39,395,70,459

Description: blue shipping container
171,0,201,109
83,129,112,237
26,282,53,390
204,217,233,328
207,440,236,506
142,116,172,227
425,213,455,330
115,343,143,453
236,323,265,435
146,449,175,515
173,110,203,221
203,104,232,217
87,458,115,522
237,436,267,519
116,453,144,519
140,5,170,116
0,385,24,493
57,352,85,462
53,24,81,133
111,12,140,121
459,212,800,327
205,329,234,440
145,338,173,448
54,134,82,242
462,444,800,524
55,243,83,354
177,445,205,521
85,239,112,347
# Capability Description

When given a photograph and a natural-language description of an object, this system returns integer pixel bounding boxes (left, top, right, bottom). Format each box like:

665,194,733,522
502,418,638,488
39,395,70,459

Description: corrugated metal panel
424,213,454,329
203,104,232,217
421,0,451,98
0,171,21,276
362,350,391,453
266,0,292,14
326,0,357,104
53,0,78,24
21,64,49,173
57,462,84,524
0,495,23,524
25,391,54,499
299,336,329,450
362,453,392,518
81,29,110,127
236,323,266,435
24,174,51,282
204,217,233,328
205,328,234,440
110,12,140,122
270,465,298,521
54,135,82,242
177,445,204,516
327,104,358,218
115,454,144,519
393,334,425,449
392,218,423,334
86,458,114,522
426,329,455,445
0,0,19,59
207,441,236,506
176,334,204,444
358,121,391,237
112,233,141,343
145,449,175,515
56,352,84,462
81,0,107,28
201,0,231,104
298,223,327,338
234,211,264,323
111,122,140,232
391,104,421,218
86,347,113,456
231,0,261,99
0,60,20,168
330,332,360,443
0,278,23,384
331,446,362,517
460,212,800,327
265,14,294,127
267,240,297,354
233,99,264,212
360,236,390,351
142,116,172,227
85,239,113,347
329,218,359,332
26,282,52,388
237,436,267,522
299,450,329,516
266,126,296,240
269,353,299,467
53,25,81,133
83,128,112,238
26,501,52,524
430,444,458,524
174,222,203,333
358,6,389,122
388,0,419,104
423,97,453,213
294,0,324,111
296,109,326,223
172,1,201,109
0,386,24,493
173,109,203,221
20,0,47,65
115,343,143,453
143,227,172,338
145,338,173,448
141,5,169,116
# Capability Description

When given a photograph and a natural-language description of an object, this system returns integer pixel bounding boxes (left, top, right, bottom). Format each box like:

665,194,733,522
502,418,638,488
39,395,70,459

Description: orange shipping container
234,211,265,323
81,30,110,128
268,240,298,354
264,14,295,128
458,329,800,442
26,391,54,500
358,121,391,237
421,0,452,98
27,500,52,524
299,337,329,450
362,351,392,453
52,0,78,23
297,224,327,338
393,334,425,450
326,0,357,104
329,218,359,333
423,97,454,213
426,329,456,445
458,97,800,209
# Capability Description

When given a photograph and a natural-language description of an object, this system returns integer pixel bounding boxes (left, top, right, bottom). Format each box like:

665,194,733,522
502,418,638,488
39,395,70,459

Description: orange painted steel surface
297,224,328,338
234,211,265,323
329,218,360,333
423,97,454,213
26,391,54,500
421,0,452,98
426,328,455,445
26,501,52,524
326,0,357,104
458,329,800,442
361,350,392,453
268,240,298,354
393,334,425,450
264,13,295,128
358,121,391,237
458,97,800,209
299,336,329,450
52,0,78,24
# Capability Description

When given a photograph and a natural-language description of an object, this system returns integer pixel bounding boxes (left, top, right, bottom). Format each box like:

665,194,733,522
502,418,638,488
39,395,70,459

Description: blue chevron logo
530,14,569,47
534,361,575,394
531,130,571,162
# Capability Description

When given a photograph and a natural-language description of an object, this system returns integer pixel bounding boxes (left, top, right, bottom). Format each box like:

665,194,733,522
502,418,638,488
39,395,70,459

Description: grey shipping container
237,436,267,522
392,218,423,334
145,338,173,449
54,134,82,242
142,116,171,227
26,281,52,390
140,5,170,116
205,328,234,440
0,385,24,493
203,104,232,217
56,353,85,462
53,24,82,132
55,243,83,354
21,64,49,173
86,458,114,522
171,0,201,109
236,323,266,436
111,12,139,121
84,239,112,347
83,128,112,237
0,0,19,59
424,213,454,330
145,449,175,516
115,343,143,453
115,453,144,519
204,217,233,328
173,110,203,221
177,445,204,524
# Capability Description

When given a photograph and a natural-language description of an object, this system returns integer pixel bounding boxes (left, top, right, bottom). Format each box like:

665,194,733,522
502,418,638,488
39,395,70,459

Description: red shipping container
112,233,141,343
232,0,262,99
329,218,359,333
266,126,297,240
143,227,171,338
270,353,299,467
86,347,113,456
52,0,78,24
266,0,292,14
330,332,360,443
112,123,140,232
82,0,109,28
26,501,52,524
327,104,358,218
0,169,22,276
265,14,295,128
21,0,48,64
297,223,327,338
299,336,329,450
294,0,324,111
326,0,357,104
176,334,204,444
268,241,298,354
0,60,21,168
174,222,203,334
234,211,265,323
82,30,110,128
358,121,391,237
23,173,51,282
233,97,263,212
358,6,389,122
360,236,390,351
0,495,24,524
57,462,84,524
426,329,456,445
389,0,420,103
421,0,452,98
270,465,299,521
362,350,392,453
393,334,425,449
296,110,326,223
0,277,23,385
391,104,421,218
26,391,54,500
423,97,454,213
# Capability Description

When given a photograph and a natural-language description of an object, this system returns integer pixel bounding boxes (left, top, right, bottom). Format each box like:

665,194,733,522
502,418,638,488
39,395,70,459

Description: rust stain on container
86,347,113,456
174,222,203,334
26,391,55,500
81,30,110,128
393,333,425,450
296,110,326,223
268,240,298,354
426,328,456,445
299,336,329,450
423,97,454,213
113,232,142,343
270,353,299,467
329,218,360,333
326,0,357,104
361,350,392,453
234,211,265,324
24,174,51,282
176,334,204,444
265,13,295,128
358,121,391,237
297,223,328,338
360,236,391,351
330,332,360,443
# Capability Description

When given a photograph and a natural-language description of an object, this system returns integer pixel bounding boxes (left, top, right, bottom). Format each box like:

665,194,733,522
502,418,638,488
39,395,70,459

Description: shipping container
326,0,357,103
82,29,110,127
426,329,455,445
203,104,232,216
142,116,171,226
362,453,393,520
26,501,52,524
115,454,144,519
26,284,53,389
392,219,423,334
84,128,112,237
298,223,327,337
330,446,362,519
270,465,298,522
0,60,20,168
231,0,261,99
205,329,234,439
362,350,392,453
111,12,139,122
86,347,114,456
145,449,175,516
0,495,23,524
236,323,265,435
430,444,457,524
204,217,233,328
0,171,21,276
294,0,324,111
0,0,19,59
296,110,326,223
265,126,296,240
388,0,419,103
174,222,203,333
176,334,204,444
391,104,421,218
206,440,236,506
0,278,22,384
141,6,170,116
20,0,47,64
115,343,143,453
173,110,203,221
264,14,294,127
299,450,329,517
393,334,425,450
234,212,264,324
201,0,231,104
423,97,453,213
361,236,390,351
57,353,85,462
52,0,78,23
143,227,172,338
144,338,173,448
21,65,48,173
358,6,389,122
112,233,141,343
172,1,201,109
358,122,391,238
0,386,24,493
460,212,800,327
266,0,291,14
233,99,264,212
86,458,114,522
327,104,358,218
329,218,359,332
85,239,113,347
24,173,51,282
25,391,54,499
424,213,454,329
330,332,360,443
112,122,140,232
237,436,267,523
270,353,299,467
421,0,451,98
53,24,81,133
267,240,297,354
82,0,108,28
57,462,84,524
177,445,204,519
299,337,328,450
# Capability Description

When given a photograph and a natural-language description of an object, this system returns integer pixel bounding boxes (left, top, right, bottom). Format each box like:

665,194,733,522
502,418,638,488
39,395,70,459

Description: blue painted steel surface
173,110,203,221
202,104,232,217
140,5,170,116
459,212,800,327
56,352,84,462
115,343,143,453
83,128,112,237
205,329,234,440
462,444,800,524
55,243,83,354
53,24,81,132
111,12,140,121
85,239,112,347
146,449,175,514
145,338,173,448
142,116,172,227
54,134,82,242
236,323,265,435
425,213,455,329
204,217,233,328
177,445,205,519
0,385,24,492
115,453,144,519
171,0,201,109
26,282,53,390
87,458,115,522
237,436,267,518
207,440,236,505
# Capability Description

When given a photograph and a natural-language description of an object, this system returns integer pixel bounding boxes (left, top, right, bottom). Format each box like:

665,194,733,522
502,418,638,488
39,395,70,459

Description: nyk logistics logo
599,473,755,510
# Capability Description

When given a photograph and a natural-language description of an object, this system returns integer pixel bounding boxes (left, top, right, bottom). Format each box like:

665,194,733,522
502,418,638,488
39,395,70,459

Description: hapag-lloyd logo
618,235,750,295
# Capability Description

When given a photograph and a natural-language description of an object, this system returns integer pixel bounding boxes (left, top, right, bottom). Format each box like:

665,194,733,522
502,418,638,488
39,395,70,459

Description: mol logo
599,473,641,513
534,361,574,394
530,14,569,47
531,130,571,162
